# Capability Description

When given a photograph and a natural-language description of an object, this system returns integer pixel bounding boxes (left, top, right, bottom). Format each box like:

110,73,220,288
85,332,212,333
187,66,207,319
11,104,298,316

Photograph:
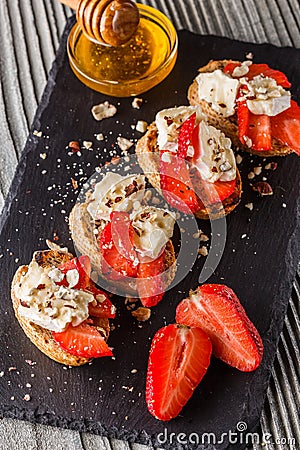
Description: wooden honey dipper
59,0,140,46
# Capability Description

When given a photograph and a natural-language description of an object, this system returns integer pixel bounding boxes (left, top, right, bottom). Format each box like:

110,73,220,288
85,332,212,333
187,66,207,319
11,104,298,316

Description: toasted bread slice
135,122,242,220
69,203,177,295
11,249,110,366
188,59,292,157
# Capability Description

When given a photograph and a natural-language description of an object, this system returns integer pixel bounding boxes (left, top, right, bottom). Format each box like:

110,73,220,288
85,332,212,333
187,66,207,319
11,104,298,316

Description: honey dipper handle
57,0,79,10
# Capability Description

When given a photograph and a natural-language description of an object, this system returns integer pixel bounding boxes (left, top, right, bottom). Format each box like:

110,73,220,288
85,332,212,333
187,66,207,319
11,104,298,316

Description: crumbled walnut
248,171,255,180
253,166,262,176
68,141,81,153
198,246,208,257
245,202,254,211
252,181,273,196
265,162,278,171
131,307,151,322
236,154,243,165
132,97,143,109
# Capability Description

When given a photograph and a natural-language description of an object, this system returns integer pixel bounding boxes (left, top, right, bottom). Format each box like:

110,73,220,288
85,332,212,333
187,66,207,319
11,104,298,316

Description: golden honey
67,4,178,96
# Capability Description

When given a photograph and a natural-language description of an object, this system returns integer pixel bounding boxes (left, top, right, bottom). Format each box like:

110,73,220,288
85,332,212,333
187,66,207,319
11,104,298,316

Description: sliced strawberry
237,92,272,152
160,151,200,214
224,62,291,88
110,211,136,263
99,222,138,279
177,112,196,159
246,64,291,88
136,250,165,307
87,282,116,319
176,284,263,372
146,324,212,421
223,61,241,75
52,322,113,358
58,256,91,289
271,100,300,155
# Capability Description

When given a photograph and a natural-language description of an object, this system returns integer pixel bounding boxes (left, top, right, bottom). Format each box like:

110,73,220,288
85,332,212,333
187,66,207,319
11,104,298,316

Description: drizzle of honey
68,7,177,96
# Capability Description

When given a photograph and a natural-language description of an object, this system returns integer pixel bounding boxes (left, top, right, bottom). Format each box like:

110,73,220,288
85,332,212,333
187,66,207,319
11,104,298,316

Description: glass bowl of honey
67,3,178,97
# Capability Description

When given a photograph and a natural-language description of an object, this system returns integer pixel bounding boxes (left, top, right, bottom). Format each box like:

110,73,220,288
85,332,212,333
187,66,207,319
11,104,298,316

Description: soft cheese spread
196,69,239,117
241,75,291,116
194,122,236,183
131,206,176,259
156,105,206,153
87,173,146,221
16,261,93,332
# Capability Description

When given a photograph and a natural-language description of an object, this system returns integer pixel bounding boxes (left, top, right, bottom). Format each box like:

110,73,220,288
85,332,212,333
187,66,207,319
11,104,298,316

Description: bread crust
135,122,242,220
69,203,177,295
187,59,292,157
11,250,104,366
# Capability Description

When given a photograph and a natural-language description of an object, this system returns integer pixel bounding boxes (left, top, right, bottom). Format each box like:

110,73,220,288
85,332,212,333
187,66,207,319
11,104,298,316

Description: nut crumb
71,178,78,190
248,171,255,180
253,166,262,176
245,202,254,211
117,136,133,152
246,52,253,59
131,307,151,322
200,233,209,242
40,153,47,160
236,154,243,165
68,141,81,153
198,246,208,257
96,133,104,141
252,181,273,196
265,162,278,171
91,101,117,121
83,141,93,150
131,369,138,374
33,130,42,137
132,97,143,109
135,120,148,133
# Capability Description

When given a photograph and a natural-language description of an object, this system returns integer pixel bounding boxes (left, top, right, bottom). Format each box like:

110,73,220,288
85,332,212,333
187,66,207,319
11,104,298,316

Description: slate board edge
1,17,300,450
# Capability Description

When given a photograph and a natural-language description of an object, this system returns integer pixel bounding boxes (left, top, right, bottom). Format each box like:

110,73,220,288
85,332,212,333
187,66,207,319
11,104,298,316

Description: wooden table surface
0,1,299,449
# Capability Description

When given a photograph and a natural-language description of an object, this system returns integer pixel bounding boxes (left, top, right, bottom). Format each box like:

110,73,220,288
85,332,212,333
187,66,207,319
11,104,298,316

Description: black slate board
0,17,299,450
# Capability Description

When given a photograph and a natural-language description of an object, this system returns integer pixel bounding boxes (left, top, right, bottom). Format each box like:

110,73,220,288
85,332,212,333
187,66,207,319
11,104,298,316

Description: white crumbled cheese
131,206,175,259
244,75,291,116
16,261,93,332
65,269,79,288
117,136,133,151
196,69,239,117
135,121,148,133
87,173,146,221
48,267,64,283
91,101,117,121
232,61,252,78
193,122,236,183
155,105,206,151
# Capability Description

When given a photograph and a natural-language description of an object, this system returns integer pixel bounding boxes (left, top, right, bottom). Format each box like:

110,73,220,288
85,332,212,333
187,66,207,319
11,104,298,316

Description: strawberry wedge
146,324,212,421
176,284,263,372
136,250,166,307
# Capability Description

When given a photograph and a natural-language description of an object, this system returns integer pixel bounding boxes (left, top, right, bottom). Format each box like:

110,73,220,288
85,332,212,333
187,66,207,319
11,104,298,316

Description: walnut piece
131,307,151,322
252,181,273,196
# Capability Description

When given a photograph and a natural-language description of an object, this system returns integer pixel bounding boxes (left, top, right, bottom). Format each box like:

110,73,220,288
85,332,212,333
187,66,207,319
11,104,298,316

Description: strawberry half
58,256,91,290
160,151,200,214
176,284,263,372
99,217,138,280
146,324,212,421
136,250,166,307
271,100,300,155
237,90,272,152
52,321,113,358
177,112,196,159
